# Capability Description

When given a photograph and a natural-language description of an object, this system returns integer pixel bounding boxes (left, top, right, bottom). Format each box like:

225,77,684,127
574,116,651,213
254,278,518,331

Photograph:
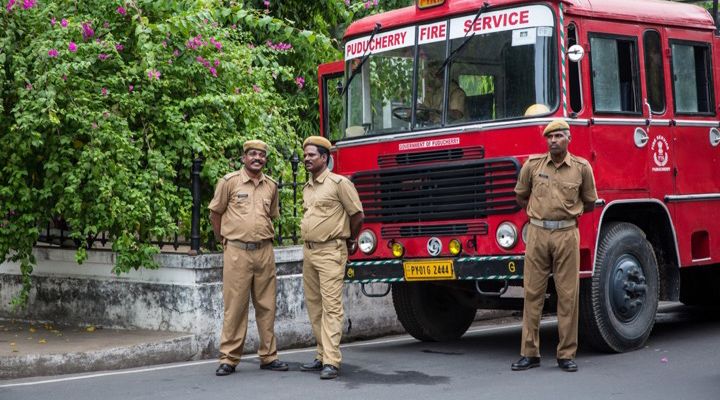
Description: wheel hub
610,254,647,322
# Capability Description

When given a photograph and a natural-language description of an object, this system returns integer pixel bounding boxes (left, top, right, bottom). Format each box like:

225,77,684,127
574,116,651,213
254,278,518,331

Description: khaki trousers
219,242,278,366
521,224,580,360
302,240,348,368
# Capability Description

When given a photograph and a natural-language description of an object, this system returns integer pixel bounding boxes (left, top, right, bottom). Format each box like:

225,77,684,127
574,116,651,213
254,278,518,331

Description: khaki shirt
514,152,597,221
301,168,363,242
208,167,279,241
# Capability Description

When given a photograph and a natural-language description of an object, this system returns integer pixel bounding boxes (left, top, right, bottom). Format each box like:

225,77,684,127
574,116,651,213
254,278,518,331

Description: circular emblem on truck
427,237,442,256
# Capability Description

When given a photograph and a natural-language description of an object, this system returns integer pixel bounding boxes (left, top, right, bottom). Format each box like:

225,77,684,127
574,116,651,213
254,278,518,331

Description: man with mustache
512,120,597,373
299,136,363,380
209,139,289,376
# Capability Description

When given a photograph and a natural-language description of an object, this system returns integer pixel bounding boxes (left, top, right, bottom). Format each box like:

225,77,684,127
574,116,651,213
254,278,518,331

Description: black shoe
320,364,339,380
215,363,236,376
260,359,289,371
557,358,578,372
511,356,541,371
300,359,323,372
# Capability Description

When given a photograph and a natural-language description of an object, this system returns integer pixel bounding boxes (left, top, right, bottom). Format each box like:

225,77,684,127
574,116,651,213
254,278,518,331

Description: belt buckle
247,243,258,250
543,220,558,229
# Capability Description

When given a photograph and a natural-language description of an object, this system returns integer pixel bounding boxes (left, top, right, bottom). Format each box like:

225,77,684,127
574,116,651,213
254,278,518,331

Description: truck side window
670,40,714,114
643,30,665,114
589,34,640,114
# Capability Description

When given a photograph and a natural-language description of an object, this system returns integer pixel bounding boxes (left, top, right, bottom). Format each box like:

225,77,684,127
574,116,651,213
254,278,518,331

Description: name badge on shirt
538,173,549,179
236,193,248,199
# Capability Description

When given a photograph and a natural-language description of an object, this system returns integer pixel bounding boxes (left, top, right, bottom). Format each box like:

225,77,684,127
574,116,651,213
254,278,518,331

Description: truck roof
344,0,715,40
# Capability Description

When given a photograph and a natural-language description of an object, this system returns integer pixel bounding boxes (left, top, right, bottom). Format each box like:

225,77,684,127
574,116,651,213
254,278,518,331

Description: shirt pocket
230,192,250,215
532,179,549,198
314,199,338,215
263,199,272,216
559,181,581,207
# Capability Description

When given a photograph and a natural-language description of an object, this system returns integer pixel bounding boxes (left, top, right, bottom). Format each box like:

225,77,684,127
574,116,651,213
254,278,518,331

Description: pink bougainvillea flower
101,87,108,96
115,43,124,52
161,41,167,48
68,41,78,52
147,69,161,80
62,75,67,81
172,49,180,57
266,41,292,51
25,83,32,90
128,85,134,92
116,6,126,15
48,49,59,58
295,76,305,89
51,17,57,26
6,0,16,12
253,84,261,93
61,18,68,27
263,0,269,7
81,22,94,41
22,0,35,9
209,67,217,77
210,37,222,51
98,53,109,60
91,122,98,129
103,21,110,29
213,59,220,67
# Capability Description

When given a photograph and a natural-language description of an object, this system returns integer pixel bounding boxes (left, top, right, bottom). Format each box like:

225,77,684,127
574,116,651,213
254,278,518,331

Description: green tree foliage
0,0,412,306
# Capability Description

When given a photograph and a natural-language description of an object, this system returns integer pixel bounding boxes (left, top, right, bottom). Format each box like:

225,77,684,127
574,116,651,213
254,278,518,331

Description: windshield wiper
341,22,382,96
436,2,490,75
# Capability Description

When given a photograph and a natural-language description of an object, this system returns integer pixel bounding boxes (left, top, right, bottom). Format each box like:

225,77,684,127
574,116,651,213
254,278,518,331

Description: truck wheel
391,282,476,342
580,222,659,353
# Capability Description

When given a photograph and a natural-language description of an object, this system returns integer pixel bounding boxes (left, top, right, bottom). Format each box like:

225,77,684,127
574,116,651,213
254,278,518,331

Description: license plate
403,259,455,281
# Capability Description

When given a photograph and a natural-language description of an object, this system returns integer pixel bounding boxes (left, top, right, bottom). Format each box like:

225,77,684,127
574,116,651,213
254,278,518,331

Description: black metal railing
37,154,305,254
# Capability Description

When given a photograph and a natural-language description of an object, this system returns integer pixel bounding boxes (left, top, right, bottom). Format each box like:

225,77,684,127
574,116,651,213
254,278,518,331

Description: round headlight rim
496,222,519,250
358,229,377,254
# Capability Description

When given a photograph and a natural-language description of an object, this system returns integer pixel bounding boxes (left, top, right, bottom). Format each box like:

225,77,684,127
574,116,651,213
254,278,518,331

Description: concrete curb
0,334,197,380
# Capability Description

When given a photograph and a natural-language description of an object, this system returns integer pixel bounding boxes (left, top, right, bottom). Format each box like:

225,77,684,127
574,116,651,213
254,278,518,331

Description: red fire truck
317,0,720,352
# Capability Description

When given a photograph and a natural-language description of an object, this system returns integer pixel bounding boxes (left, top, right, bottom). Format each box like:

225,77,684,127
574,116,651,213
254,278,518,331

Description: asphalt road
1,303,719,400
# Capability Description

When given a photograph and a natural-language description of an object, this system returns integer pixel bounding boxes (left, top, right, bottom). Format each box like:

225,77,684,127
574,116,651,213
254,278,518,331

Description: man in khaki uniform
209,139,288,376
512,119,597,372
299,136,363,380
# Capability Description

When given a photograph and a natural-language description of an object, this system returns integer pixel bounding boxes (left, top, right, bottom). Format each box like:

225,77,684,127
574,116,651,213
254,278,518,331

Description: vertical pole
190,156,203,255
290,152,300,244
714,0,719,33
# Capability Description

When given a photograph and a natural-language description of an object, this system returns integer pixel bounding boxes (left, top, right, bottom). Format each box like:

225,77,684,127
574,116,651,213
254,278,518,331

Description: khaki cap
303,136,332,151
524,103,550,117
243,139,268,153
543,119,570,136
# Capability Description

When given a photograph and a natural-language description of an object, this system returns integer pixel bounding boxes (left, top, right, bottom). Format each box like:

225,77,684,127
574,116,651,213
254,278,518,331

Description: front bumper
344,255,525,284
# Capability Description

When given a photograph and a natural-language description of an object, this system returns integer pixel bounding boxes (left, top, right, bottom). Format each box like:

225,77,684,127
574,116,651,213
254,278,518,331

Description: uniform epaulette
222,170,242,181
328,172,346,184
569,154,590,166
527,154,546,161
264,175,278,186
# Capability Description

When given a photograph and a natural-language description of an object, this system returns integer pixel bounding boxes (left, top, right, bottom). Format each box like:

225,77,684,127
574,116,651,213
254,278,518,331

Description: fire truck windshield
343,4,558,138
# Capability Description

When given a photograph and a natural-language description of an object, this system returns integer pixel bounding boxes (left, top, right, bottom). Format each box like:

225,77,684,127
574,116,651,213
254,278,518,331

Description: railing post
190,156,203,255
290,152,300,244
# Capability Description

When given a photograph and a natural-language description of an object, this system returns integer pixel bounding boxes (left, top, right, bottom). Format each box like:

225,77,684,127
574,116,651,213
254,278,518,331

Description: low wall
0,247,405,358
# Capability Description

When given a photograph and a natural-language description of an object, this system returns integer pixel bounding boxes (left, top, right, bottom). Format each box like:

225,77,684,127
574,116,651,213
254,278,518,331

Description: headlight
521,222,529,244
391,242,405,258
496,222,518,249
358,230,377,254
449,239,462,255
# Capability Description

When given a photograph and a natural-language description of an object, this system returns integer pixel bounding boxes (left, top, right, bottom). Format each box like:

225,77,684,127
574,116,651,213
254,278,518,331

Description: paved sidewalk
0,319,197,380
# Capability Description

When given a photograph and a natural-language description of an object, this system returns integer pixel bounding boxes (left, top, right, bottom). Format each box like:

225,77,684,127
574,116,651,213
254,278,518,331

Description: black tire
579,222,659,353
391,282,476,342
